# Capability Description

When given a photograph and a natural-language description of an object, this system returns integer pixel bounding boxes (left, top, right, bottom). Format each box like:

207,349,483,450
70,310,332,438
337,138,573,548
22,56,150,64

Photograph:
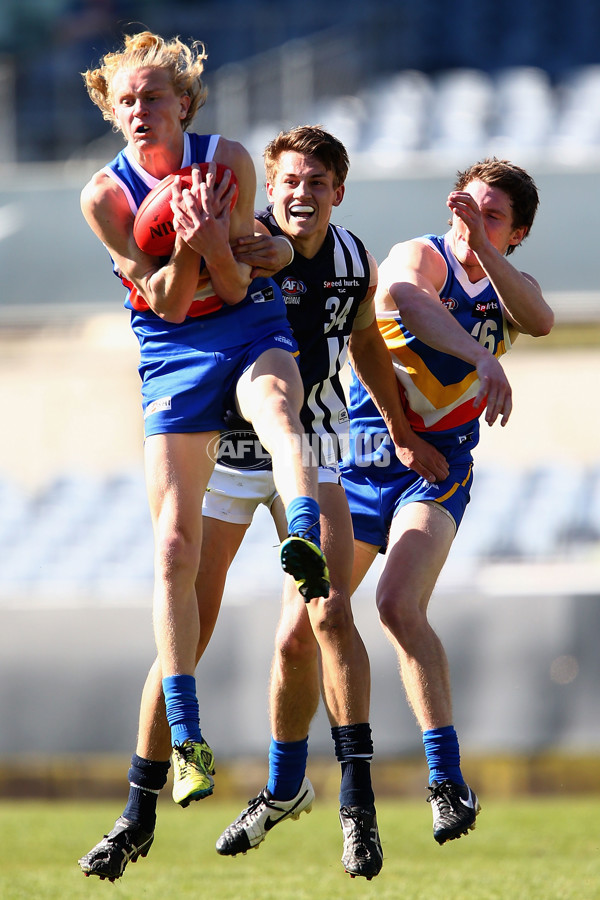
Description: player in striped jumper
342,158,554,845
212,126,445,878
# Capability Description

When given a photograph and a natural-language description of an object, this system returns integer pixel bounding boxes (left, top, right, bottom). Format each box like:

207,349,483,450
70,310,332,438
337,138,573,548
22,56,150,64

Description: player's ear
266,181,275,202
179,92,191,120
332,184,345,207
508,225,528,248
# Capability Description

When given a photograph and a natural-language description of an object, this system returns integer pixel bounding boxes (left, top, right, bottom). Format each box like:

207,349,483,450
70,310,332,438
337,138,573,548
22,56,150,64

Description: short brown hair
264,125,349,189
454,158,540,254
82,31,207,131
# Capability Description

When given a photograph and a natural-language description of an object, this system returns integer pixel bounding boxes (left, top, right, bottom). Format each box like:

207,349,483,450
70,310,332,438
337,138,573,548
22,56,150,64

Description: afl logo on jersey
282,276,307,305
441,297,458,311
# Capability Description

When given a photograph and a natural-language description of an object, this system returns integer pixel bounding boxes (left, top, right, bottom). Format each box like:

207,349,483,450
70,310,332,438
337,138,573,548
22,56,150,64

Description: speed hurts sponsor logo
323,278,360,288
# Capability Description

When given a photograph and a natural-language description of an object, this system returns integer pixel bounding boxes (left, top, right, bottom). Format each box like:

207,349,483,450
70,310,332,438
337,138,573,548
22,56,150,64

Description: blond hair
82,31,208,130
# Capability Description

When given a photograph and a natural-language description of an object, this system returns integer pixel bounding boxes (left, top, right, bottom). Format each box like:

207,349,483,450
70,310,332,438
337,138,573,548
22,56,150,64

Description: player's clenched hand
232,233,289,277
474,354,512,426
170,168,232,259
393,432,449,484
187,162,237,217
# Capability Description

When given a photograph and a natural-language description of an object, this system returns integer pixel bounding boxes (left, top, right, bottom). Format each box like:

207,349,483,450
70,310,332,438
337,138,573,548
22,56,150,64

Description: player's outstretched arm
231,231,294,278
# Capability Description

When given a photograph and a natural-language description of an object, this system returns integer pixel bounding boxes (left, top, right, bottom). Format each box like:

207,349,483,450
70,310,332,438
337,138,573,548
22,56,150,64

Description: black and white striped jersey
257,205,372,465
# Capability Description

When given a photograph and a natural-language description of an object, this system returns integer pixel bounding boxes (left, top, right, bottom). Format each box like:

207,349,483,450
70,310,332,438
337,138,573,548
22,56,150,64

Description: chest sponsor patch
472,299,500,318
323,278,360,288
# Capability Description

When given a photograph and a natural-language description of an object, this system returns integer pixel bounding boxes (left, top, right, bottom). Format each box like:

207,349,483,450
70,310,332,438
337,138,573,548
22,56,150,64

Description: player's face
110,66,190,153
450,179,527,265
266,151,344,254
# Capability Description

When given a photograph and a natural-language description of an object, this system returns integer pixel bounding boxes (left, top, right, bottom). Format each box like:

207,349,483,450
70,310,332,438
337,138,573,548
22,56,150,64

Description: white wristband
280,236,294,266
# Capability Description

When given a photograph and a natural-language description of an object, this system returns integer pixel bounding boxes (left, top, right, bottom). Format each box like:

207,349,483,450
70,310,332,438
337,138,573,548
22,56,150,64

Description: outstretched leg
236,348,329,601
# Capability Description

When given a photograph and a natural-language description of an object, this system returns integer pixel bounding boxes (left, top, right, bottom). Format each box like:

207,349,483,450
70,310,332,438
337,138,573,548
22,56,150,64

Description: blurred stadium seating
0,460,598,607
0,1,600,164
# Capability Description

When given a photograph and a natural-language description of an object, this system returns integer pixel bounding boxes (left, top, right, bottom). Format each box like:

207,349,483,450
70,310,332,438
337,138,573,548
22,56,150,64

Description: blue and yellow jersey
349,231,513,442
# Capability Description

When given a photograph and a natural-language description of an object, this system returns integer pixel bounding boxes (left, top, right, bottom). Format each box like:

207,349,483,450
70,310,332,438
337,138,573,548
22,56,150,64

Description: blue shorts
341,428,477,552
134,282,297,437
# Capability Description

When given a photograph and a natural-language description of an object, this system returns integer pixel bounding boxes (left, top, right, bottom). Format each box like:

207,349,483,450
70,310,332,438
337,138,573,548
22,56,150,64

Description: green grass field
0,797,598,900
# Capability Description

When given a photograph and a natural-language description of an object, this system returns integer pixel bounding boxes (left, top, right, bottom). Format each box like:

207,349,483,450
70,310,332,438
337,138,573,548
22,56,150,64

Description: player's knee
154,525,200,580
263,383,302,428
310,591,353,640
276,628,317,668
377,590,424,648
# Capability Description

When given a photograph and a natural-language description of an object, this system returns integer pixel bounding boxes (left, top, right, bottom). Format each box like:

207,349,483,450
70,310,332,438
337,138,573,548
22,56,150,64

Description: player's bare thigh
351,539,380,595
235,347,304,424
195,515,250,653
381,501,456,608
144,431,218,530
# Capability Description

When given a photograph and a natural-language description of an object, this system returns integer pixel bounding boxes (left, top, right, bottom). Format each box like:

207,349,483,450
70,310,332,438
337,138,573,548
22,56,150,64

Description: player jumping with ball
77,31,328,879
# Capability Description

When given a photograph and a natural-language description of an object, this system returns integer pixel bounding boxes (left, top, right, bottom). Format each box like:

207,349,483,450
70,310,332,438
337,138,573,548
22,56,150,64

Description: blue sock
286,496,321,548
423,725,464,785
332,724,375,811
162,674,202,746
267,736,308,800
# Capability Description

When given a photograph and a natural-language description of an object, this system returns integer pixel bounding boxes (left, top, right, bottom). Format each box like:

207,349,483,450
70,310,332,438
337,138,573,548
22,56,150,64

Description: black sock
123,785,160,833
122,754,171,833
331,724,375,812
